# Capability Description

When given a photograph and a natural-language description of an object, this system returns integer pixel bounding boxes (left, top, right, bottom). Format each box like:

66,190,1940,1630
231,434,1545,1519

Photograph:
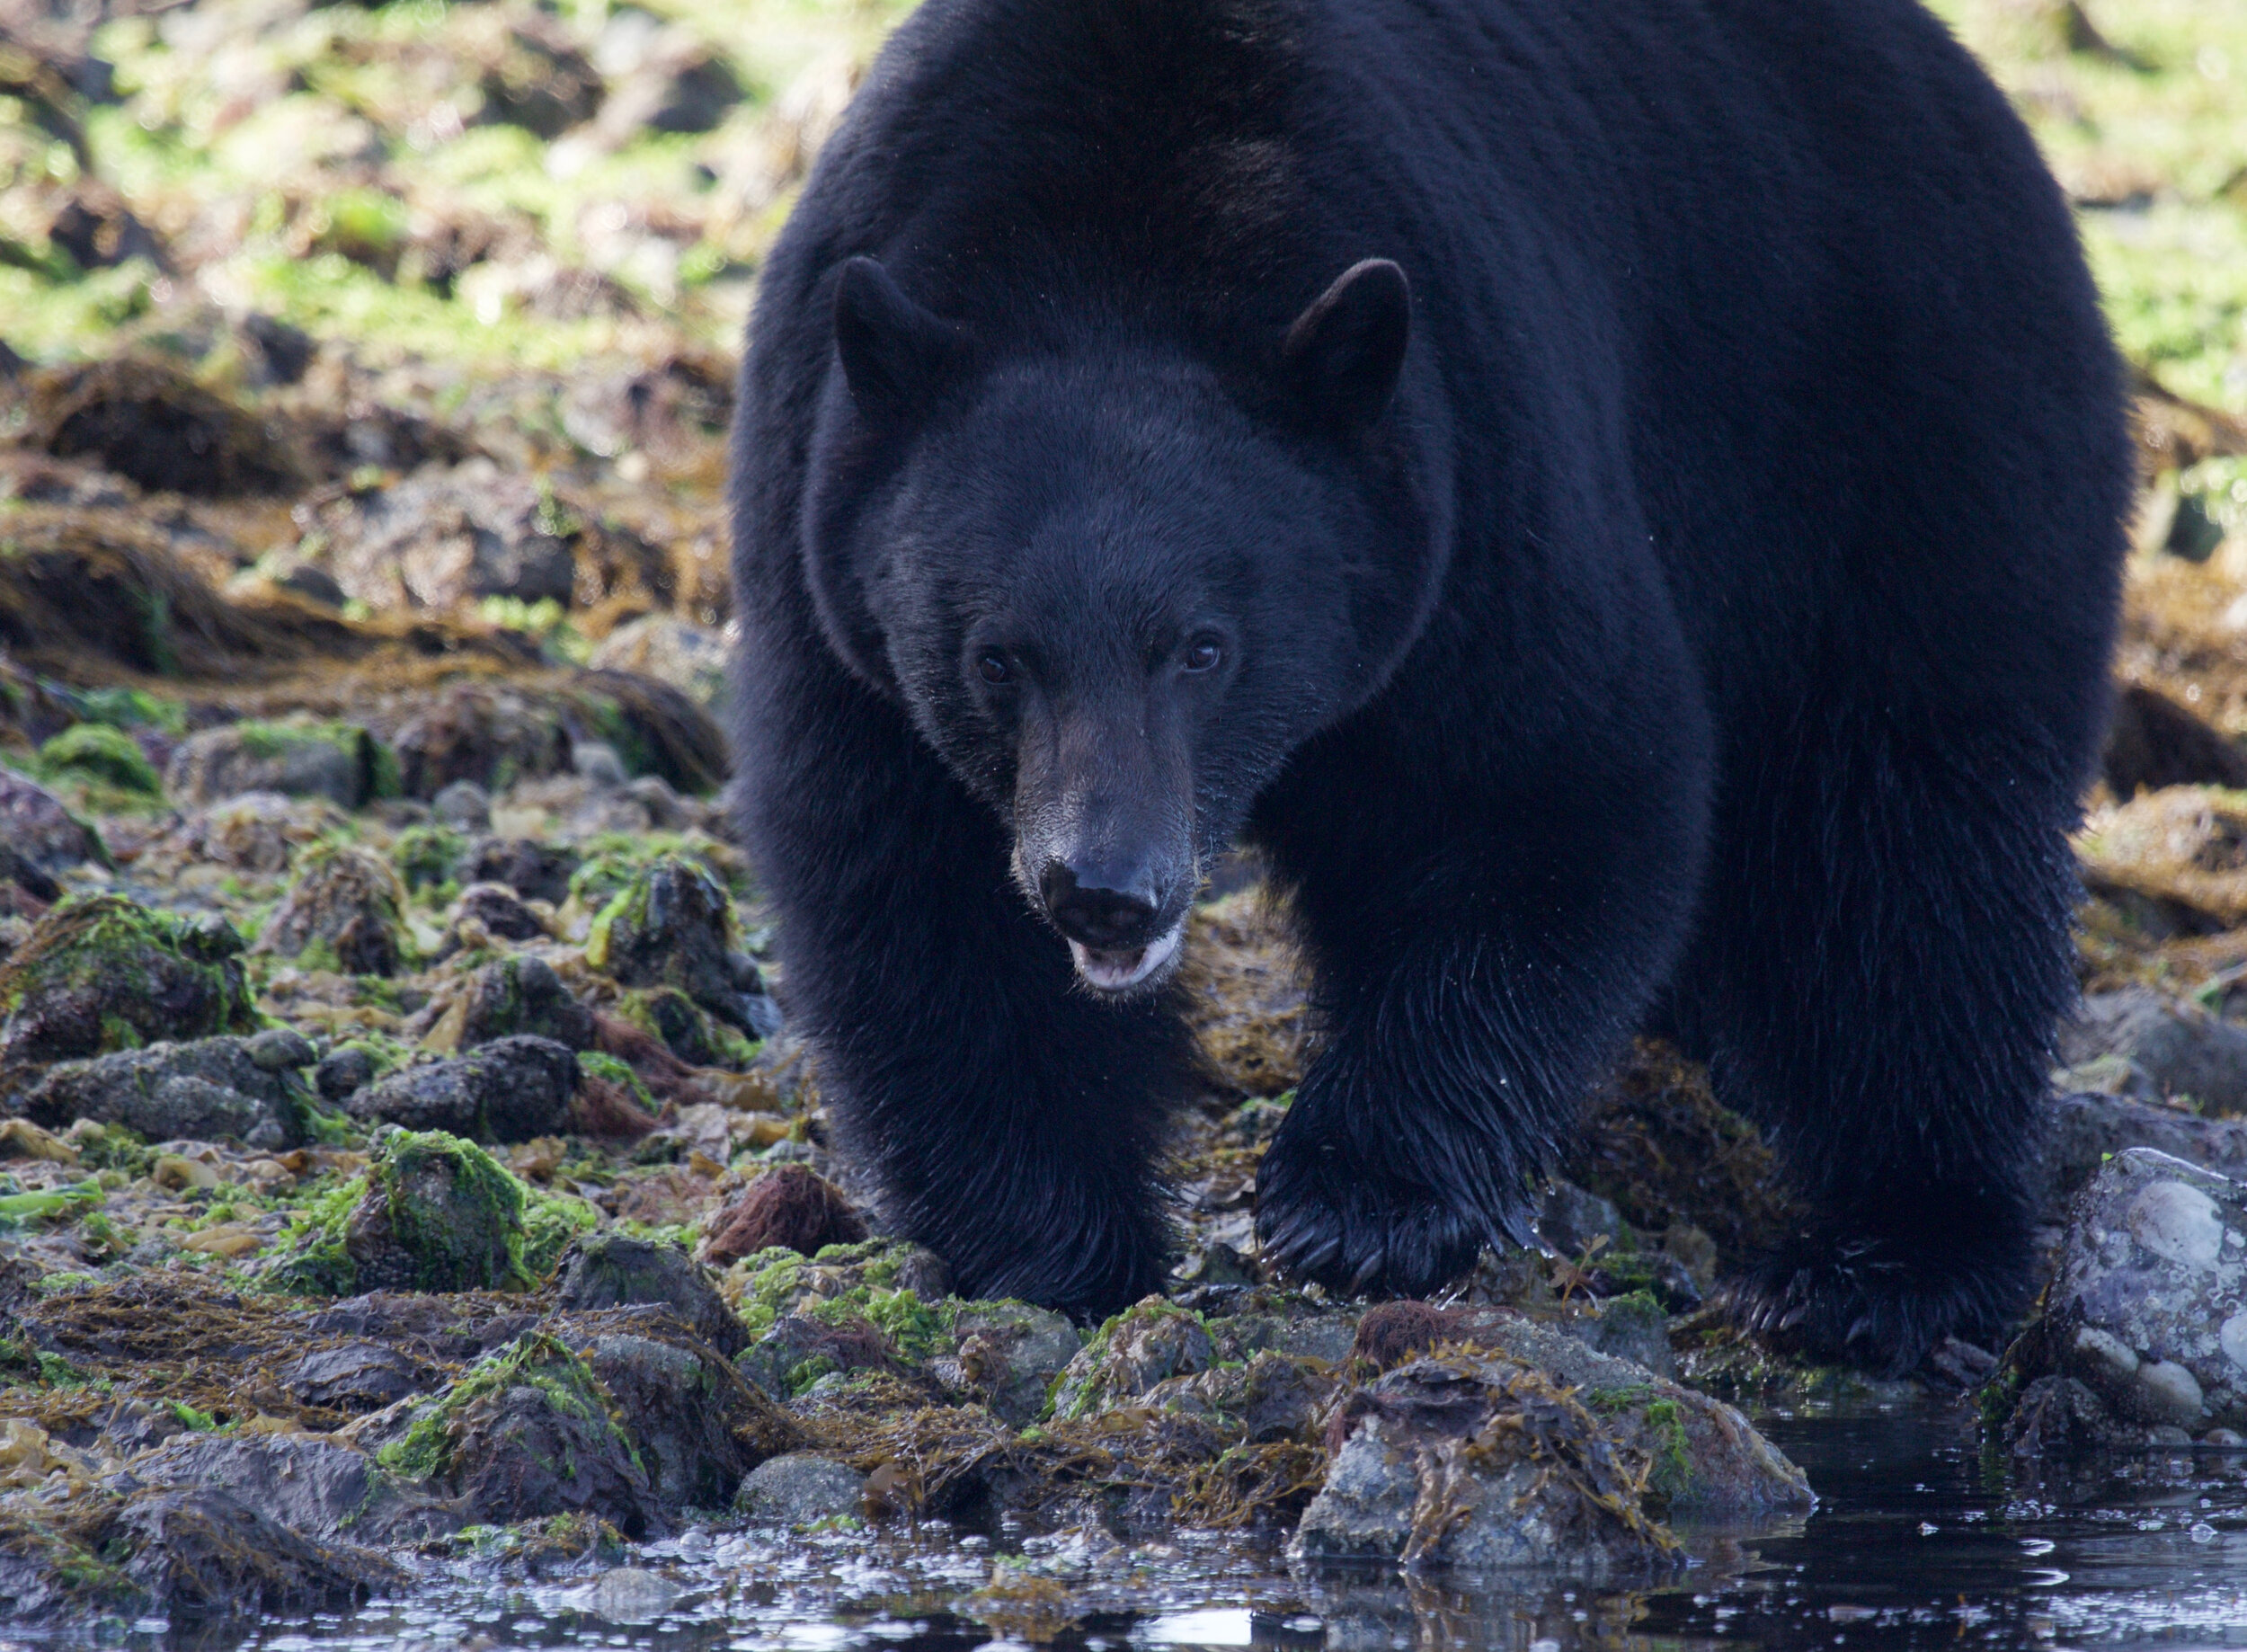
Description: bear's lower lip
1069,923,1184,992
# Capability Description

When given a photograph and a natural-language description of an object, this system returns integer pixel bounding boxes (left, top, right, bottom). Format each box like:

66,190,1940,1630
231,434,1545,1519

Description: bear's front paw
1719,1221,2033,1378
1253,1117,1497,1299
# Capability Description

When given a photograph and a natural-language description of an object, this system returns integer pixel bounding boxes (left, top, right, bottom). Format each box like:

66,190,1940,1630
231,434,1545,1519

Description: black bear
729,0,2129,1370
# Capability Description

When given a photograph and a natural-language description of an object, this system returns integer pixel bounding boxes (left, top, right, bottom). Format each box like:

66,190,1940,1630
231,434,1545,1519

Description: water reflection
12,1399,2247,1651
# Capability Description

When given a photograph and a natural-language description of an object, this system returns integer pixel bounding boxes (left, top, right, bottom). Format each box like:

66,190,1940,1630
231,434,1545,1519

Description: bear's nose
1039,857,1161,950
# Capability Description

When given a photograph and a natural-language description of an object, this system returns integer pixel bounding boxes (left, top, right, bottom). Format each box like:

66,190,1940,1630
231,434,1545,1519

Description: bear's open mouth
1068,922,1185,993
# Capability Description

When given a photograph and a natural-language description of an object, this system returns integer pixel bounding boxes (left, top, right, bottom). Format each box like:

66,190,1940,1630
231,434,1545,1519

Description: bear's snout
1039,857,1160,950
1035,855,1186,994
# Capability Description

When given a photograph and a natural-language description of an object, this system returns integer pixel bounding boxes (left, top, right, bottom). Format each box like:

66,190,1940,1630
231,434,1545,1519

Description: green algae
37,723,161,796
390,823,467,898
732,1241,956,1362
377,1331,639,1483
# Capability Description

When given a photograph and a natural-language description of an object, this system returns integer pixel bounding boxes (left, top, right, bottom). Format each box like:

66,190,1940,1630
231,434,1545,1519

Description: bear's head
801,256,1443,995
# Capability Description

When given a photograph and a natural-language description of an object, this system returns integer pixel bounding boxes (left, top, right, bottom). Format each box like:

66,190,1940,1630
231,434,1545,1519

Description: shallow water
15,1398,2247,1652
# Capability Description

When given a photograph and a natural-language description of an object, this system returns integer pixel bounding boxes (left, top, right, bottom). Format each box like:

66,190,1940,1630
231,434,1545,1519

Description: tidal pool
15,1397,2247,1652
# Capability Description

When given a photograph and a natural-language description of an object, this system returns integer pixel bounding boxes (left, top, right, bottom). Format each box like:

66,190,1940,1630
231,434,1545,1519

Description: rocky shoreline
7,0,2247,1633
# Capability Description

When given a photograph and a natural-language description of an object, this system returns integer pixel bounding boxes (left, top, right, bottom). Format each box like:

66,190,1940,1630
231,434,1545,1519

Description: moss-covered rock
585,856,763,1035
373,1331,662,1536
1047,1298,1216,1422
165,718,395,811
454,954,596,1052
267,1128,546,1296
0,894,255,1079
0,768,106,877
255,843,413,977
37,722,162,797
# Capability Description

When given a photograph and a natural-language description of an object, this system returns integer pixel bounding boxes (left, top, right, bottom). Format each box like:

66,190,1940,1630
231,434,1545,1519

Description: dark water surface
13,1399,2247,1652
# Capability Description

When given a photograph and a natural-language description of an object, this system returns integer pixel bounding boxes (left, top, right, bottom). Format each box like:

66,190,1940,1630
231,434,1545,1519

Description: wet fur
729,0,2130,1363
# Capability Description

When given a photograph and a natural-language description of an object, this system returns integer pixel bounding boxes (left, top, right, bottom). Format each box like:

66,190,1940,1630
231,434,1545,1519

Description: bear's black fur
729,0,2130,1371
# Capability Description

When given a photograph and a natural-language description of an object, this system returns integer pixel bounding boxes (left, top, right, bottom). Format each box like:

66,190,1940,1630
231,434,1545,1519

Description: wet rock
345,1036,577,1143
456,954,597,1052
1554,1292,1677,1379
463,836,580,905
255,843,413,977
301,461,665,615
1294,1350,1683,1576
733,1452,865,1527
1048,1298,1217,1421
561,1306,803,1509
2033,1148,2247,1432
431,778,492,831
379,1331,662,1536
315,1044,377,1102
1347,1304,1808,1513
932,1301,1084,1426
285,1343,447,1415
588,614,728,707
20,1035,306,1149
130,1434,455,1545
451,880,549,943
738,1310,901,1399
164,718,389,811
586,856,768,1035
114,1488,396,1616
2046,1089,2247,1212
270,1129,532,1296
25,356,306,497
2058,989,2247,1115
699,1164,869,1267
0,894,253,1075
555,1233,747,1356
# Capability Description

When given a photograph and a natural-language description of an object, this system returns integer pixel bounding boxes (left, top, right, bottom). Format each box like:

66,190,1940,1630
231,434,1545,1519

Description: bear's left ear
833,255,966,421
1282,258,1411,429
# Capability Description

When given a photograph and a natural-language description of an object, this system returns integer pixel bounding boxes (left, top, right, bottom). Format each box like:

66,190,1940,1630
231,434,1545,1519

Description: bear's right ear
833,256,964,421
1282,258,1411,430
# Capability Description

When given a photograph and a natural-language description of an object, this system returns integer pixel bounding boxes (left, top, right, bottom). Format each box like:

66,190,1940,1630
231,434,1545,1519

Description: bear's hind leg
1701,697,2084,1373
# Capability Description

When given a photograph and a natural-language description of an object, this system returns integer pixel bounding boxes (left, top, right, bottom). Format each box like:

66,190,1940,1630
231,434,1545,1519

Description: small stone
315,1044,377,1101
580,1567,681,1621
151,1153,222,1192
462,837,580,905
0,768,104,875
573,741,629,789
245,1027,316,1072
2134,1359,2207,1426
2071,1325,2140,1392
733,1453,866,1527
431,779,492,831
284,1344,445,1415
2202,1427,2246,1447
1048,1298,1216,1420
333,1130,529,1294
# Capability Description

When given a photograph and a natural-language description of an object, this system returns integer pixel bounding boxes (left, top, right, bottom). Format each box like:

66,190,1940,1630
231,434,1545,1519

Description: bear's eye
977,649,1013,686
1183,637,1223,673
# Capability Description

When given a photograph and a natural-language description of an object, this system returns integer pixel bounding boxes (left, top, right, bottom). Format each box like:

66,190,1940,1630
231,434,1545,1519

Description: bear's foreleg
1695,697,2081,1373
1251,703,1711,1300
744,662,1198,1319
